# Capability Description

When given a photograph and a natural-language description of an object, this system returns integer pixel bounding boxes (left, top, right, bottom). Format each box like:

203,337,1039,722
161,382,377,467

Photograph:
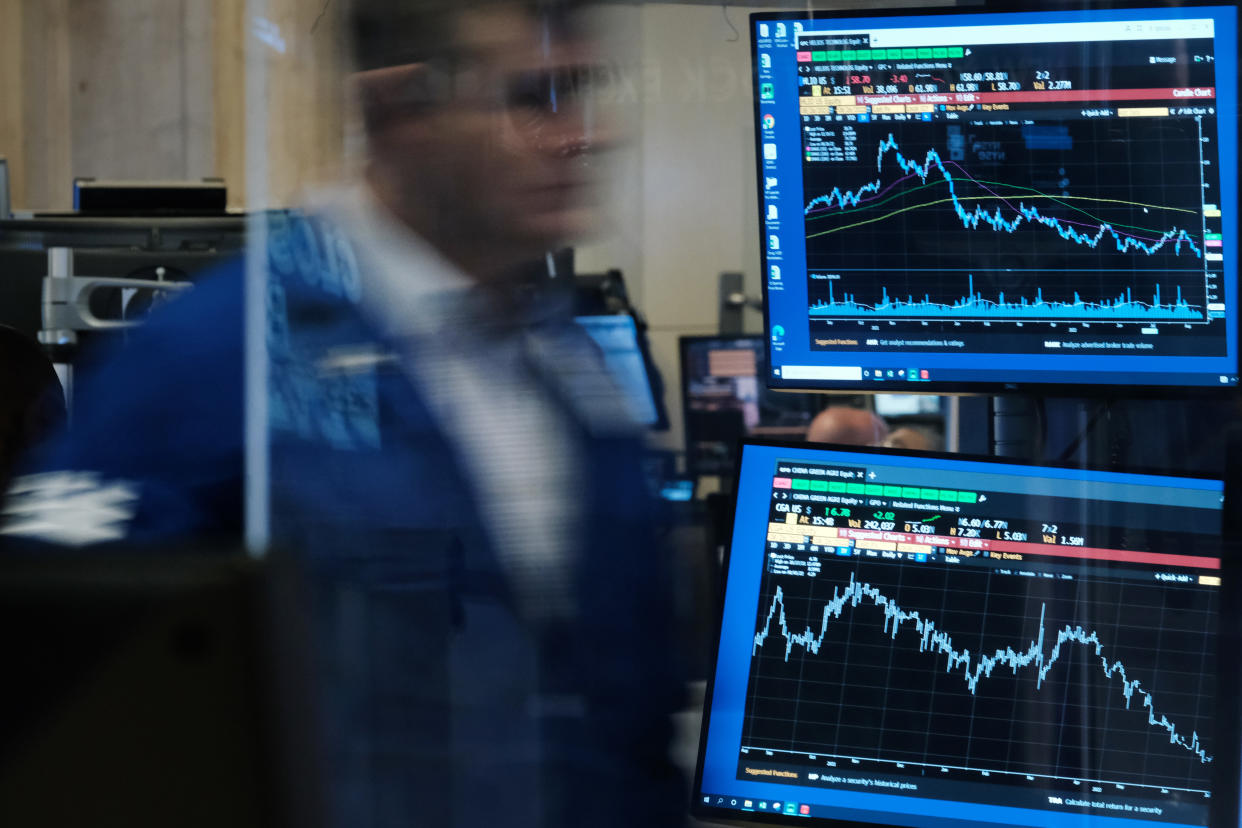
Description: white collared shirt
321,185,590,620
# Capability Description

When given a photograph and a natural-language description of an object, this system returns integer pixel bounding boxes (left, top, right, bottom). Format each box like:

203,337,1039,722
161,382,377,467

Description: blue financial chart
755,4,1239,392
694,442,1230,828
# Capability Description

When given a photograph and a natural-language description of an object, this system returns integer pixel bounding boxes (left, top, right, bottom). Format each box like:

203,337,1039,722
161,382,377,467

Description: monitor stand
989,395,1040,459
989,395,1097,465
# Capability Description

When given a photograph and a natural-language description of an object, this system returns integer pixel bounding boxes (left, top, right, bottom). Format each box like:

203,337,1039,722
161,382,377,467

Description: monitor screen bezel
692,437,1238,828
751,1,1241,398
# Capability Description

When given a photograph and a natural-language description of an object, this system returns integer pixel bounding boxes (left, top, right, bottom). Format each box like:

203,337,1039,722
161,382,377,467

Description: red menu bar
834,527,1219,571
851,87,1215,106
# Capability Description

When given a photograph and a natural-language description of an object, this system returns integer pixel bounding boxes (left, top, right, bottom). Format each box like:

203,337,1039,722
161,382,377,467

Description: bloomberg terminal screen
756,6,1238,392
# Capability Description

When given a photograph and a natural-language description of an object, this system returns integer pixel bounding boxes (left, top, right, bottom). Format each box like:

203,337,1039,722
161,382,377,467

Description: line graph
803,134,1203,258
810,192,1197,242
753,575,1210,763
740,558,1217,791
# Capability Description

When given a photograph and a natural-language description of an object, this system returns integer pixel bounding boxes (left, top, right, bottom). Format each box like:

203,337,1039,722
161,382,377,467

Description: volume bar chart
809,275,1203,322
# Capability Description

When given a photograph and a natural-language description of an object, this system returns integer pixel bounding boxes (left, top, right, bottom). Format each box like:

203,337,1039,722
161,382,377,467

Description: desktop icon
768,234,780,251
785,802,797,814
744,800,753,808
766,176,778,189
920,369,930,379
772,325,786,338
763,142,778,160
775,23,786,38
731,799,738,806
760,83,775,100
762,113,776,130
800,805,811,815
759,23,770,38
759,802,768,810
767,204,779,220
770,265,781,280
760,53,772,69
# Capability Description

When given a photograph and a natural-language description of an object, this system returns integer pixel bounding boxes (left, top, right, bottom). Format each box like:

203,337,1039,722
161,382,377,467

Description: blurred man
6,3,684,827
349,0,602,277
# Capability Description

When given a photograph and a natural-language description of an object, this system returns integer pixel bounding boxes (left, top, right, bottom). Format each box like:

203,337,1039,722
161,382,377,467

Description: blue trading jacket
16,213,686,828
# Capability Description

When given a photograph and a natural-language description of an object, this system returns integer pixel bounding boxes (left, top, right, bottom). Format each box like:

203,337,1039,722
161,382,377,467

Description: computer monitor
574,314,666,428
754,3,1239,393
695,441,1233,828
681,335,828,475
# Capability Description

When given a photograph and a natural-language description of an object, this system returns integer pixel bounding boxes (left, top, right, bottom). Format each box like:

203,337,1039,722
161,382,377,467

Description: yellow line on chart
807,188,1198,224
807,195,1193,240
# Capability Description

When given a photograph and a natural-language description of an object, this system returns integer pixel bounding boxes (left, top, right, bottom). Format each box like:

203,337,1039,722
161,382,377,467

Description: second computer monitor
695,440,1233,828
754,3,1239,393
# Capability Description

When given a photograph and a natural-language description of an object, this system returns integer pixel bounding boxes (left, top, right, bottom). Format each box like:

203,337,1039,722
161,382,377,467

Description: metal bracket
38,247,192,346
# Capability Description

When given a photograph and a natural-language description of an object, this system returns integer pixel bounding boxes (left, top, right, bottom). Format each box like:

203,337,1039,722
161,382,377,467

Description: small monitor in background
873,395,945,452
695,441,1233,828
72,179,229,216
639,451,697,504
659,478,696,503
681,335,827,476
873,394,941,419
574,314,666,428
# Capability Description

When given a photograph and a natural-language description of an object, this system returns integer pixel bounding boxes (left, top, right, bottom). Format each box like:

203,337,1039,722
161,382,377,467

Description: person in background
884,425,942,452
4,2,684,827
805,405,890,446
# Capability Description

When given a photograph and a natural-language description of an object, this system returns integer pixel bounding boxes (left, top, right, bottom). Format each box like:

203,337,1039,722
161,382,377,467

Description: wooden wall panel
67,0,199,183
182,0,216,181
0,0,25,209
259,0,347,207
213,0,247,208
19,0,72,210
6,0,348,212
